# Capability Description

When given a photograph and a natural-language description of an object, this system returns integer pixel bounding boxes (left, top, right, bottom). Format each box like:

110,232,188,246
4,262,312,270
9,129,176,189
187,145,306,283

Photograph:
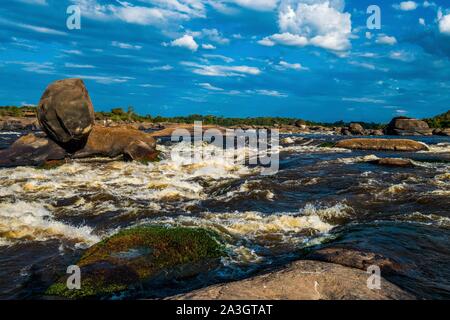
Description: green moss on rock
318,142,336,148
46,226,225,299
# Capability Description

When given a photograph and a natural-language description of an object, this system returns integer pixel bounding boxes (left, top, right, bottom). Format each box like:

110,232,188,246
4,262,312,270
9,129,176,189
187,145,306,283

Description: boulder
45,226,224,299
433,128,450,136
335,138,429,151
368,158,415,167
37,78,95,152
171,260,414,300
349,123,365,135
385,117,432,136
306,248,406,275
73,125,157,161
0,133,67,167
369,129,384,136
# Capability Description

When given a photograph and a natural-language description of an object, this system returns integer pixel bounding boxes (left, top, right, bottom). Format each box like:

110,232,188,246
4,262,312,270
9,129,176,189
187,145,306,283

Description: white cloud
182,62,261,77
258,0,351,52
61,49,83,55
17,0,48,5
231,0,279,11
70,75,134,84
247,89,288,98
169,35,199,51
7,61,55,74
389,50,415,62
0,18,67,36
202,44,216,50
259,33,308,47
112,41,142,50
438,11,450,35
276,60,308,71
198,82,224,91
139,83,165,88
65,63,96,69
393,1,418,11
149,65,173,71
342,97,386,104
419,18,425,25
423,1,436,8
203,54,234,63
375,34,397,45
189,28,230,45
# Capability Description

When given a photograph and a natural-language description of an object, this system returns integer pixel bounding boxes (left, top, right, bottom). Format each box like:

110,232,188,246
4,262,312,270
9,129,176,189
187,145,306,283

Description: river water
0,131,449,299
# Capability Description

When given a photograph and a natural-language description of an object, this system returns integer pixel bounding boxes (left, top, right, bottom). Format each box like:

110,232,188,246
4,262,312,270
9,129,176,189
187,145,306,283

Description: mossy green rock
46,226,224,299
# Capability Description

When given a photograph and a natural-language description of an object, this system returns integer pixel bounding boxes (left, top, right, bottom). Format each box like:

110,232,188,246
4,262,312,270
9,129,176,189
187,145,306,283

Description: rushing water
0,131,449,299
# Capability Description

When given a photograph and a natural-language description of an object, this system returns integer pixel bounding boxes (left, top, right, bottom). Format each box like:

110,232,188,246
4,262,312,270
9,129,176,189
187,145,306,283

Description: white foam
0,201,99,246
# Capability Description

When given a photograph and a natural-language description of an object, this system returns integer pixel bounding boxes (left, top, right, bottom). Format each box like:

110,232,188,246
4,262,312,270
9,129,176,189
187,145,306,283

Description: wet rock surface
335,138,429,151
386,117,433,136
73,125,157,160
171,260,414,300
0,133,67,167
45,226,225,299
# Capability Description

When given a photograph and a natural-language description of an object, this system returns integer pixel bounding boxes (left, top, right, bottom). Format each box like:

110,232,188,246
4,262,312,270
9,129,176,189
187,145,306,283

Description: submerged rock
0,133,67,167
172,260,414,300
73,126,157,161
37,78,95,153
335,138,429,151
385,117,432,136
45,226,224,299
368,158,415,167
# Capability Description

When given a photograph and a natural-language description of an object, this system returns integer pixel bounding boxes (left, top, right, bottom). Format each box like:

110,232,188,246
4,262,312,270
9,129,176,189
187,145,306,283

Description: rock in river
0,133,67,167
37,78,95,152
172,260,414,300
45,226,225,299
385,117,433,136
73,125,158,162
335,138,429,151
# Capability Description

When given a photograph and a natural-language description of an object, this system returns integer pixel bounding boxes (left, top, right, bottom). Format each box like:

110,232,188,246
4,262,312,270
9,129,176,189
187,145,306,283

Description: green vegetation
1,106,447,129
424,111,450,128
0,105,36,117
45,226,225,299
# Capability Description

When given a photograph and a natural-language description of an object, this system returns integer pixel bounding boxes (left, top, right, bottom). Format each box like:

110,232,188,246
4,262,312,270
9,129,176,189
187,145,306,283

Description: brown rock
73,126,157,160
335,138,429,151
349,123,365,135
171,260,414,300
306,248,405,275
368,158,415,167
124,140,159,162
433,128,450,136
37,78,95,152
0,117,39,131
385,117,432,136
0,133,67,167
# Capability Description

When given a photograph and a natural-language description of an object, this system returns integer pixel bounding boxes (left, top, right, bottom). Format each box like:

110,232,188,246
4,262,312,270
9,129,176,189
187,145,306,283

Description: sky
0,0,449,122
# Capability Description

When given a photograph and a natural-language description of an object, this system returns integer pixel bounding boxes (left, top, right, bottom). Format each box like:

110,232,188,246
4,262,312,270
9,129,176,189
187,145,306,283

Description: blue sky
0,0,449,122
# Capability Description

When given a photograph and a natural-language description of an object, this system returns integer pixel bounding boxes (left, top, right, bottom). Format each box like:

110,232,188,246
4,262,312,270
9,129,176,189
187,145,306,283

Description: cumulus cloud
169,35,199,51
375,34,397,45
438,11,450,35
189,28,230,45
393,1,418,11
259,0,352,52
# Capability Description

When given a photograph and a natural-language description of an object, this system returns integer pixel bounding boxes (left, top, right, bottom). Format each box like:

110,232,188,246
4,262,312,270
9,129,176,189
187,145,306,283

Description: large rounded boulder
37,78,95,152
385,117,432,136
